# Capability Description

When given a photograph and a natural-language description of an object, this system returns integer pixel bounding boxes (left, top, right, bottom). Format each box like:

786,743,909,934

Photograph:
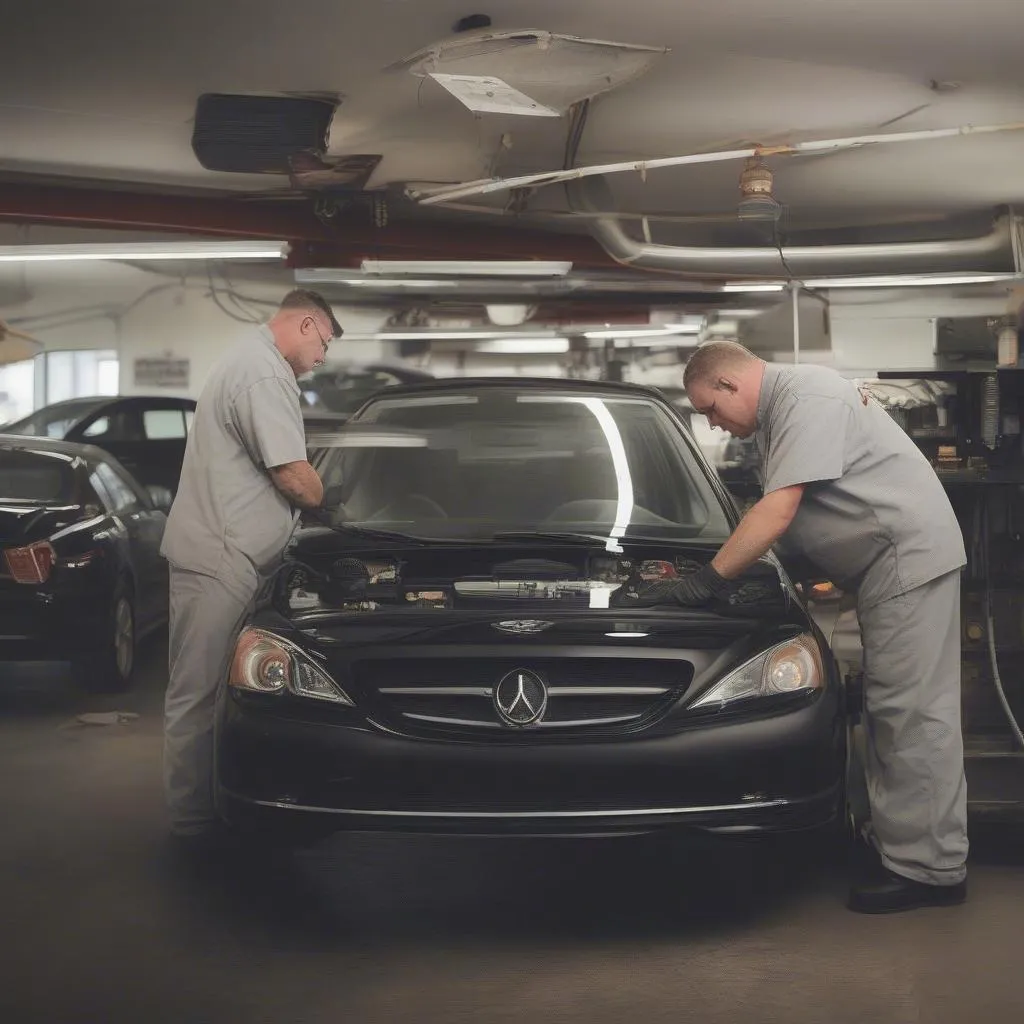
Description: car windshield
4,399,108,438
312,387,732,545
0,448,76,503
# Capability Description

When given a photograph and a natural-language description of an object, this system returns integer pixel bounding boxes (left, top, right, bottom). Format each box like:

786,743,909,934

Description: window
143,408,189,439
90,461,138,514
81,409,140,442
0,360,36,426
42,350,119,406
317,387,731,543
0,449,75,503
0,350,119,428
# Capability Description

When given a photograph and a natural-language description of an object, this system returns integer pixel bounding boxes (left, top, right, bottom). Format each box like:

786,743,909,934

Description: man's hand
269,460,324,509
613,563,730,608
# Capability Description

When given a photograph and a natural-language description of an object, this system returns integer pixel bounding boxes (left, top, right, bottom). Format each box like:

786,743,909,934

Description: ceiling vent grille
191,93,337,174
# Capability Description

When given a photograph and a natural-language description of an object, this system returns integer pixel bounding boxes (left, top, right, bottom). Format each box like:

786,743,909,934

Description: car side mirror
147,485,174,512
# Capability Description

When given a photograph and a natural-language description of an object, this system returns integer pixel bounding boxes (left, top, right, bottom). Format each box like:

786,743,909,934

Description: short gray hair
683,341,758,389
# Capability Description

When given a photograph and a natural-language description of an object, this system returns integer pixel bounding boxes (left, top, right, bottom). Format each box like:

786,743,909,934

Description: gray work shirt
755,362,965,610
161,325,306,582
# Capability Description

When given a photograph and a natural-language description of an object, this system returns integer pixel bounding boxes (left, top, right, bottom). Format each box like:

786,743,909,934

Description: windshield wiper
325,523,484,546
490,530,617,546
326,524,431,545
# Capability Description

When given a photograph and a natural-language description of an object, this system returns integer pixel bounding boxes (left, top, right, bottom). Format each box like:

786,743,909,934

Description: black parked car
217,379,848,844
4,395,196,494
0,435,170,690
299,363,433,435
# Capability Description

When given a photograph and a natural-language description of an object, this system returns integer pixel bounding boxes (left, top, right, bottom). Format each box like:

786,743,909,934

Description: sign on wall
134,356,189,389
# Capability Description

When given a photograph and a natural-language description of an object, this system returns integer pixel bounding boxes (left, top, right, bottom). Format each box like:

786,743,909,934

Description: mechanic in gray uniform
624,341,968,914
160,289,340,847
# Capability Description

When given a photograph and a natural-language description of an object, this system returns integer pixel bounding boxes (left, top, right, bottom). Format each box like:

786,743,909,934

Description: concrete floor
2,639,1023,1023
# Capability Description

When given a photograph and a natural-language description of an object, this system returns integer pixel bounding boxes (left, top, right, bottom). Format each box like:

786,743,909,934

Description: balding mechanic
620,341,968,914
160,289,341,849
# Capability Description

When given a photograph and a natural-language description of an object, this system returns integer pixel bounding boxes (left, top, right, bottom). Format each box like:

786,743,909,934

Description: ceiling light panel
477,338,570,354
0,241,289,262
361,260,572,277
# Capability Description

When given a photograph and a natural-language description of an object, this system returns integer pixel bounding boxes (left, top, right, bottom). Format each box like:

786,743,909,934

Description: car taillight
3,541,56,585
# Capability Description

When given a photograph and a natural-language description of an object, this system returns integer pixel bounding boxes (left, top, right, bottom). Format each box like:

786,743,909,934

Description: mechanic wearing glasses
160,289,341,849
623,341,968,915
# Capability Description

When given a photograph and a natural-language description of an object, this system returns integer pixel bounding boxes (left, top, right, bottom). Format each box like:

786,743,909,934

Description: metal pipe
568,176,1019,277
413,121,1024,206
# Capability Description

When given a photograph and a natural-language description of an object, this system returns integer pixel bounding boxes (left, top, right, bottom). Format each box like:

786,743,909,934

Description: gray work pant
858,569,968,885
163,561,265,835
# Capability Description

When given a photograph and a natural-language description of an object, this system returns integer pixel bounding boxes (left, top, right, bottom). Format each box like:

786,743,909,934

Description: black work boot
847,844,967,914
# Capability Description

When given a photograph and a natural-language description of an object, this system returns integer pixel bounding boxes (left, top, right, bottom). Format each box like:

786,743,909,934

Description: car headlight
228,627,355,706
689,633,824,710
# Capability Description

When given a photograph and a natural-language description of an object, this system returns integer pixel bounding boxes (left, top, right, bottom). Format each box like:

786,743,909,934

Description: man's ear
716,376,739,394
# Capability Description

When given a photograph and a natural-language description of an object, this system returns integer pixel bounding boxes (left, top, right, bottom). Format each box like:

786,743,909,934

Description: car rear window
0,449,76,503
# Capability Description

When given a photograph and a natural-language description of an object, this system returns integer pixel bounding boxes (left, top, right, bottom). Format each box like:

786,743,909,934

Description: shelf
910,428,957,439
935,470,1024,486
878,368,1024,380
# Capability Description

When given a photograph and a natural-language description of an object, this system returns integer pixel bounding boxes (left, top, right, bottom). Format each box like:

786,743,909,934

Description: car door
74,401,147,482
90,458,168,629
135,400,194,495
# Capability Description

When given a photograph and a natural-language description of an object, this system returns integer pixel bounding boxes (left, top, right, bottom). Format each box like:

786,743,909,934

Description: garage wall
116,277,391,398
830,316,937,372
0,258,392,403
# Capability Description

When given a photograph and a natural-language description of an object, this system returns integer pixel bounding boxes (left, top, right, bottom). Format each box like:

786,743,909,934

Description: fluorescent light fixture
613,337,700,349
477,338,570,354
720,283,787,293
0,241,289,262
584,324,702,339
361,259,573,277
333,278,460,289
606,631,650,639
717,273,1020,292
375,330,523,341
801,272,1020,289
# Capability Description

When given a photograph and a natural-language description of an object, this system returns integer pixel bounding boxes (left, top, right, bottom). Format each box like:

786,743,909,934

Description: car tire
75,582,136,693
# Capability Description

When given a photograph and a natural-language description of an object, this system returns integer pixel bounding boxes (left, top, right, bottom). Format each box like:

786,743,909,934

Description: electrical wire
205,265,261,324
772,209,799,283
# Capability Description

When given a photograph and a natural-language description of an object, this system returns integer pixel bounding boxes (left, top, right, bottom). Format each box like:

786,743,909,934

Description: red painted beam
0,181,618,268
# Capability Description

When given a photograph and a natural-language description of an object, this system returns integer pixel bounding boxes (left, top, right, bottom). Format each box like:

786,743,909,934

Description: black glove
302,504,334,527
613,563,730,608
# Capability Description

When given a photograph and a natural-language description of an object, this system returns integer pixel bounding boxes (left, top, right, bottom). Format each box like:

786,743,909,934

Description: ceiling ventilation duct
191,93,338,174
387,28,668,113
567,176,1021,278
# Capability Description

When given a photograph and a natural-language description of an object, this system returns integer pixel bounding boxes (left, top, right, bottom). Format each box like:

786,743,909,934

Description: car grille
353,656,693,737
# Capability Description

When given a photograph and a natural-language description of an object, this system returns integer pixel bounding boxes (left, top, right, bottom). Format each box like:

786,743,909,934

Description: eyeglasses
306,316,332,355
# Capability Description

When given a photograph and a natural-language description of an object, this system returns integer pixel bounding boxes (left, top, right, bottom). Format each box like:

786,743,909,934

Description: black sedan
3,395,196,494
0,435,170,691
217,379,849,843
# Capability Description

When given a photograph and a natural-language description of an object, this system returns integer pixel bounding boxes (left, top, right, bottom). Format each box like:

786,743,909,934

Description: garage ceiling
3,0,1024,249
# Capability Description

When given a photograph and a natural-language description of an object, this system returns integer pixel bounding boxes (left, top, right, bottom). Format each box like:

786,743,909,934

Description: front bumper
217,686,846,837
